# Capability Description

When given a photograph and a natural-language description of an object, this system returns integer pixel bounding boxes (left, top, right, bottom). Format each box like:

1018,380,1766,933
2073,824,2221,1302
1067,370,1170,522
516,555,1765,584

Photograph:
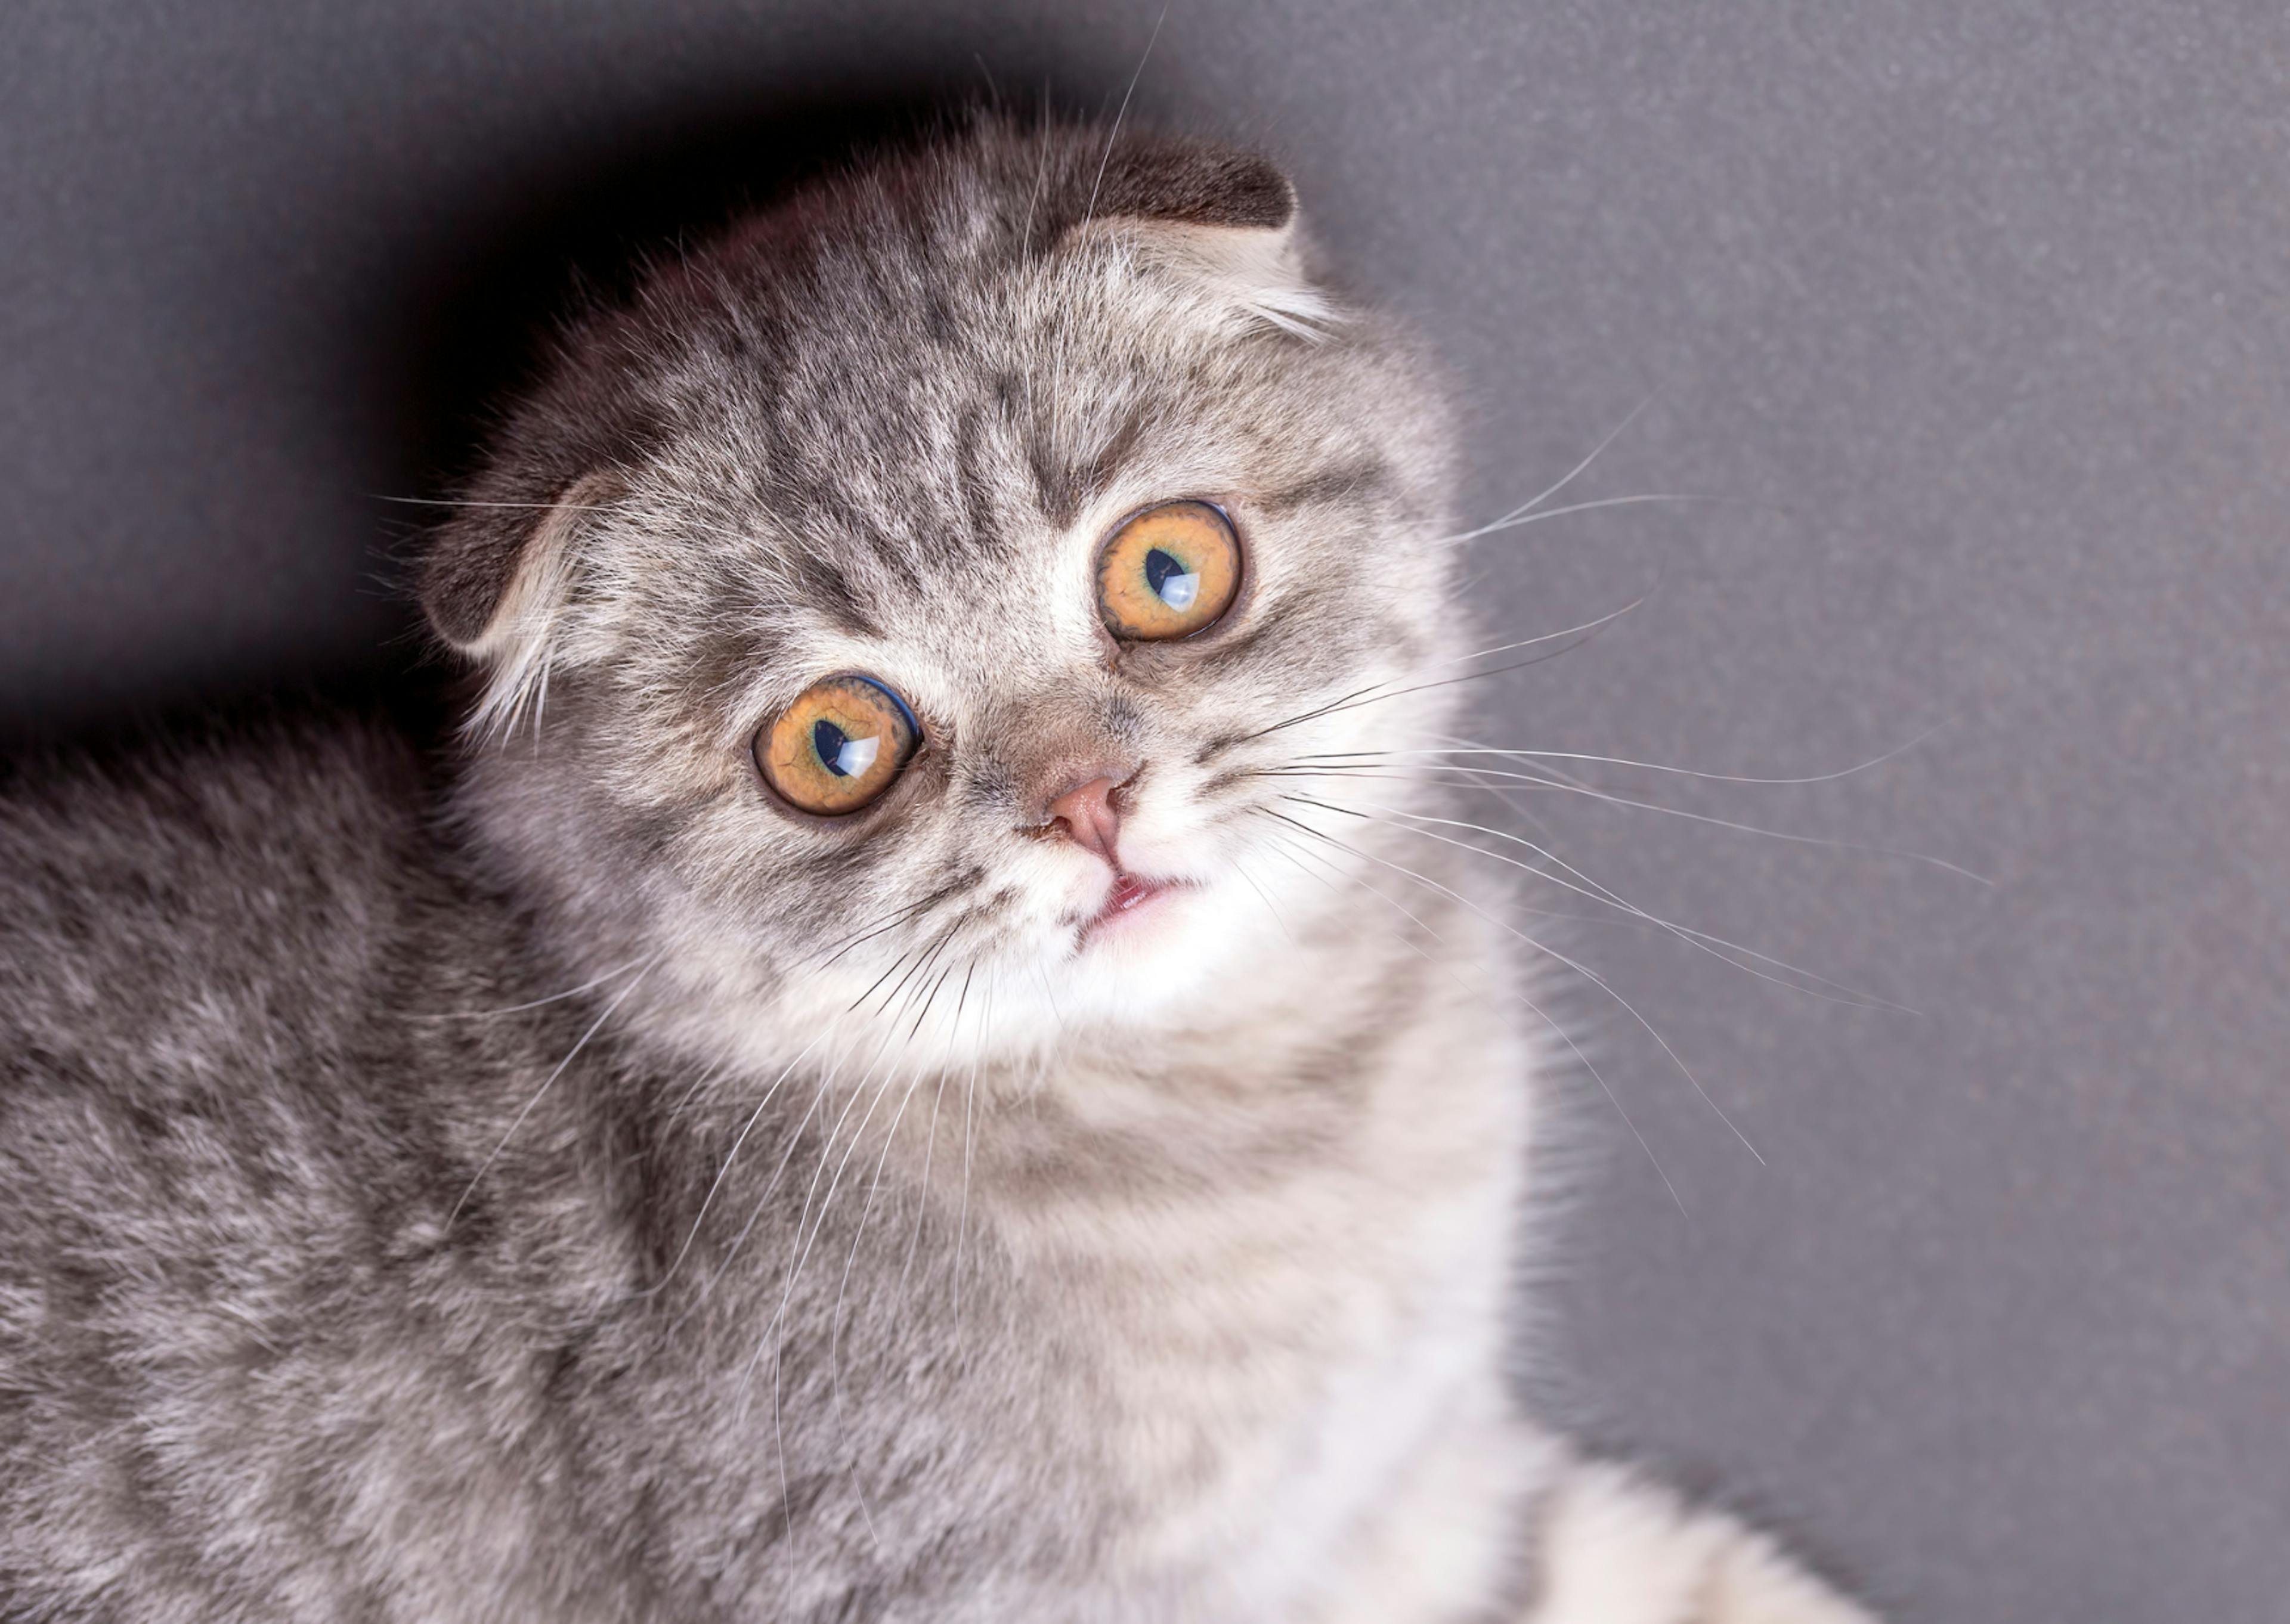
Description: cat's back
0,708,471,1307
0,707,488,1353
0,709,567,1619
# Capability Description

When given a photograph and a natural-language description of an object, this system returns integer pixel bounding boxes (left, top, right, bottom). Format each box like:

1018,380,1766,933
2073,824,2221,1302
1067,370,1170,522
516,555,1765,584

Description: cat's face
427,122,1464,1074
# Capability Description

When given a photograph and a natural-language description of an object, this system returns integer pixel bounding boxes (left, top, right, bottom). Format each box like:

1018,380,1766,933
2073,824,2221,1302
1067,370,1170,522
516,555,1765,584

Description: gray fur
0,116,1876,1622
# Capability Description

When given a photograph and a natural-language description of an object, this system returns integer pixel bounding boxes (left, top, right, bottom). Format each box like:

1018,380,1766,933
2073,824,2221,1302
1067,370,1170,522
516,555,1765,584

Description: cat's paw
1524,1457,1881,1624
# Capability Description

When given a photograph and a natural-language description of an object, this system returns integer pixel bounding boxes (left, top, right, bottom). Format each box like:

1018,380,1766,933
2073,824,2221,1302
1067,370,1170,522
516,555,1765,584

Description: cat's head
421,117,1466,1074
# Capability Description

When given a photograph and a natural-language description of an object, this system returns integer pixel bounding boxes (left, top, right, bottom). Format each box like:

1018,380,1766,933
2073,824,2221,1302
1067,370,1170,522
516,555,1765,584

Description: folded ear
1064,134,1332,338
418,469,621,733
1090,136,1298,233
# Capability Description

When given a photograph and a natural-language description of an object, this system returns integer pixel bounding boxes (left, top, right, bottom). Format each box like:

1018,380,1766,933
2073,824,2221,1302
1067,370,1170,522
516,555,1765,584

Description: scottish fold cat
0,116,1876,1622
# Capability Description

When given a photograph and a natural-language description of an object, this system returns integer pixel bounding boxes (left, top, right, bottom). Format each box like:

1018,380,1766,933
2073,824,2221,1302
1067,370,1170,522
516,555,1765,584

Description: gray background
5,2,2284,1618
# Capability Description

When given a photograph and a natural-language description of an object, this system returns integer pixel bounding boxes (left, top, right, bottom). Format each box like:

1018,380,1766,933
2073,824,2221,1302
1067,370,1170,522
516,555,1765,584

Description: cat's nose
1040,773,1128,867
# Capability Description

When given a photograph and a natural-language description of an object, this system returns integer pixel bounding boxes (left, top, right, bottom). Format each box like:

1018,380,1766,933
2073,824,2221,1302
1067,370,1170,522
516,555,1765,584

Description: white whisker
1252,811,1689,1216
1311,753,1989,884
1304,723,1948,787
638,1029,834,1300
954,972,992,1328
1271,799,1759,1170
1286,789,1910,1014
407,955,648,1021
1435,492,1757,548
444,962,654,1231
1467,392,1654,535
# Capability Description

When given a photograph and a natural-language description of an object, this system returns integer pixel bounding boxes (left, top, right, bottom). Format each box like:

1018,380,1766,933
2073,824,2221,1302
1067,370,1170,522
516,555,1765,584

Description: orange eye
1096,501,1242,641
756,675,920,816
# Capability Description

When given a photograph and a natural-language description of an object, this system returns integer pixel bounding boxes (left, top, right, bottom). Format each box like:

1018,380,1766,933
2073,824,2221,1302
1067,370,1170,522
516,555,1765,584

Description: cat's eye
756,674,920,816
1096,501,1242,641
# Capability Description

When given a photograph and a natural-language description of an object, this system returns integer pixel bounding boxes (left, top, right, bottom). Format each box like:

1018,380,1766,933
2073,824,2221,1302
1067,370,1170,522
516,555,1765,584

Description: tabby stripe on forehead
1026,412,1147,527
789,553,879,639
954,401,1001,559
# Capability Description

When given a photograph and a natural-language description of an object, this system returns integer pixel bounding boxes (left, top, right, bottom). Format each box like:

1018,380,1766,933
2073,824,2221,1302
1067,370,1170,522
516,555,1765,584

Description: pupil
1143,547,1199,611
813,719,852,776
1143,548,1184,594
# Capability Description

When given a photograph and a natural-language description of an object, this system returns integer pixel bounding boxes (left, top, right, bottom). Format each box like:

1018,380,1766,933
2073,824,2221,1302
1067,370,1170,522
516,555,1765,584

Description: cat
0,114,1881,1622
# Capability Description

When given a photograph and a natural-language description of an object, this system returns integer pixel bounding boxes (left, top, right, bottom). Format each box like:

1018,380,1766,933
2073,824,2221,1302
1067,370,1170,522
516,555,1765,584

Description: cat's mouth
1075,872,1188,949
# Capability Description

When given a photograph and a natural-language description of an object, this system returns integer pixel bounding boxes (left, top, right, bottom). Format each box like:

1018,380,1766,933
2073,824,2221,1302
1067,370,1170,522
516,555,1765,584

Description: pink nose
1043,775,1124,866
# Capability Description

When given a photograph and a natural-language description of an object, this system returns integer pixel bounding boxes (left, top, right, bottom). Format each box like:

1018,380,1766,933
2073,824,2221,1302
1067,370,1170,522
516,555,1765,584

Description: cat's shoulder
0,701,461,1087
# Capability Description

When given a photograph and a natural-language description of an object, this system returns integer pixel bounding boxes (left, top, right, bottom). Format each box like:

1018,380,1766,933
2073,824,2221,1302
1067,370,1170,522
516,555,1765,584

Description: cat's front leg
1521,1453,1881,1624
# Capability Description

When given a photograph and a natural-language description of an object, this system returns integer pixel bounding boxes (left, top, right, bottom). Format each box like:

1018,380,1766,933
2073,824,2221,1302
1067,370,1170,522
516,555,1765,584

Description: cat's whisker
1431,595,1650,672
1394,804,1907,1014
1253,814,1437,950
528,655,550,743
685,1037,858,1324
1226,854,1299,947
1032,949,1069,1031
1267,799,1759,1171
826,1059,931,1558
1299,724,1947,788
1216,597,1636,755
1249,810,1689,1216
373,494,637,513
751,1021,920,1429
1243,761,1559,804
769,1025,929,1376
1227,793,1619,929
1463,392,1655,537
1082,4,1168,232
1431,491,1749,549
1313,639,1608,720
1267,782,1908,1012
953,970,993,1332
1296,798,1880,1158
1351,752,1993,884
813,881,965,972
763,958,955,1393
831,954,974,1553
849,945,920,1016
1246,765,1546,789
636,1028,835,1301
444,960,655,1231
729,1031,899,1603
1020,110,1053,261
869,922,960,1022
661,1057,730,1125
406,953,651,1021
900,960,978,1299
749,1015,921,1535
906,957,960,1045
1230,630,1607,749
1425,753,1568,845
1212,675,1399,751
1274,743,1982,889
